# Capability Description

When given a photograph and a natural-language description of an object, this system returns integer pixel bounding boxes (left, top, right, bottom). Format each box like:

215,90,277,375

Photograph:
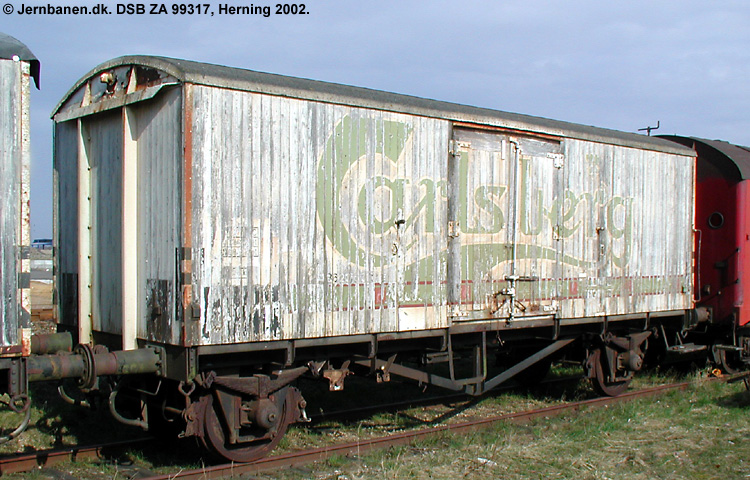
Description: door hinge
448,305,469,318
448,221,460,238
449,140,470,156
548,152,565,169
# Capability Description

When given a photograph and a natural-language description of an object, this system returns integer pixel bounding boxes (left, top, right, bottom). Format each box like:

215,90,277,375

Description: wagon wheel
587,348,632,397
714,345,743,375
202,387,294,463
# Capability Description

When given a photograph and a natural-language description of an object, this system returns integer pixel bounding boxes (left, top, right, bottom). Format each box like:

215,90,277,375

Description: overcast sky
4,0,749,238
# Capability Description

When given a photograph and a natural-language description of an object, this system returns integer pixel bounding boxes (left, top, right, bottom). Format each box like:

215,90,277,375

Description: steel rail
0,374,735,477
146,376,734,480
0,376,577,475
0,438,152,475
308,374,581,423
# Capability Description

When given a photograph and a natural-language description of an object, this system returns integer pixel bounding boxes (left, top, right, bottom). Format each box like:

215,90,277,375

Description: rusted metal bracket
322,360,351,391
490,275,538,319
308,360,327,377
108,380,149,430
206,366,308,398
352,355,463,392
448,221,460,238
8,358,27,398
593,331,652,379
184,393,209,438
376,355,396,383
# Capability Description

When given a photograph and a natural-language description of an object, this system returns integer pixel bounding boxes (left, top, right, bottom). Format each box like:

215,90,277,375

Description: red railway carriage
661,136,750,369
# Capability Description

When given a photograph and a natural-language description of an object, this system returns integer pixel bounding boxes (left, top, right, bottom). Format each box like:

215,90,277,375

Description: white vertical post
122,106,138,350
77,118,92,344
18,60,31,330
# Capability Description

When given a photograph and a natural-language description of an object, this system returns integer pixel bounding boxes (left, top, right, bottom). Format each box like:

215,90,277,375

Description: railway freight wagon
51,56,699,461
0,33,39,437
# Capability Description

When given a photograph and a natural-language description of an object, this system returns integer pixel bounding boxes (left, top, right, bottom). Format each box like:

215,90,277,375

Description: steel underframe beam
482,337,575,392
353,356,466,392
353,337,576,396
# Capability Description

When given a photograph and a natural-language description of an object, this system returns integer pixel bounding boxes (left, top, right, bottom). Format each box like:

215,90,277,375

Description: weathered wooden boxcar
0,32,39,437
51,56,698,460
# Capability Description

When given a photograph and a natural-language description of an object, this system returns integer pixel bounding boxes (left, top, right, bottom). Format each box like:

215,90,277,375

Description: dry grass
269,375,750,480
0,361,746,479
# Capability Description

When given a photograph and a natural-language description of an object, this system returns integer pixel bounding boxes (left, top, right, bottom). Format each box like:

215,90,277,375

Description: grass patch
269,376,750,479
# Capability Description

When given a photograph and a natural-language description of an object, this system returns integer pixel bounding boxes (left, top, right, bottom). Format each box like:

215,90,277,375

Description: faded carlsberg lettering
316,116,634,274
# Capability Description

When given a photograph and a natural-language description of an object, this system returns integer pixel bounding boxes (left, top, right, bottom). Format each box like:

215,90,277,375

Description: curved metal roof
659,136,750,180
0,32,39,89
53,55,694,156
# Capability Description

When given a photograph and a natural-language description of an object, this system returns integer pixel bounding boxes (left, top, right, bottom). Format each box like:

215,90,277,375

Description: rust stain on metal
20,328,30,356
0,438,152,475
181,83,194,314
452,121,563,141
0,345,22,357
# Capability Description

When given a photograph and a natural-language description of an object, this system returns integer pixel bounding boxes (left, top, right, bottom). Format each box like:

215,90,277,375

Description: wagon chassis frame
62,308,668,462
98,309,687,391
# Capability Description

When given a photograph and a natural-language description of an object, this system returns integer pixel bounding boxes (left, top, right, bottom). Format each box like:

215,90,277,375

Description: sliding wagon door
448,127,563,321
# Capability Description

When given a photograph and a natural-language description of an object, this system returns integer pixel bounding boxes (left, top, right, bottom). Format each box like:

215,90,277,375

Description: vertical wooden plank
0,58,21,346
121,106,138,350
77,118,92,344
88,111,123,335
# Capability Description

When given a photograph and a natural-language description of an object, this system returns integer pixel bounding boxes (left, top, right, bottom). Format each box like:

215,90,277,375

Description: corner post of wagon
0,33,40,442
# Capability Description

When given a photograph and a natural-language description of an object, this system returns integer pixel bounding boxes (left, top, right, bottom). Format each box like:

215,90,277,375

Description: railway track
0,375,579,476
0,438,153,475
144,375,736,480
307,374,581,424
0,373,737,477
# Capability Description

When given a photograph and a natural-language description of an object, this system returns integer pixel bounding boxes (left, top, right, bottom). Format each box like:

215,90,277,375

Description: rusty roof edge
52,83,177,123
51,55,188,118
52,55,693,156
